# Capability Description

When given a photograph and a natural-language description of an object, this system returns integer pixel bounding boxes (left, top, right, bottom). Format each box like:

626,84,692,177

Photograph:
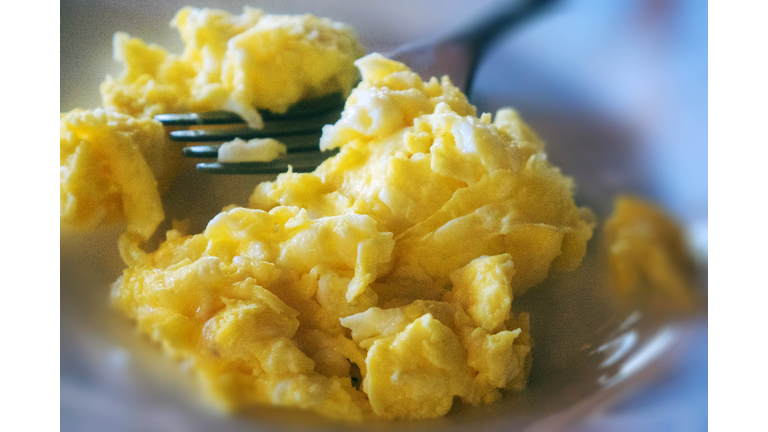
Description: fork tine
182,132,323,158
172,126,262,142
155,91,346,126
182,145,219,158
155,110,243,126
195,149,340,174
169,109,341,142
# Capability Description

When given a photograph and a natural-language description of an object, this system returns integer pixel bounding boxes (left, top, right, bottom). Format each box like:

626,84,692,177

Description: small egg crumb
217,138,287,163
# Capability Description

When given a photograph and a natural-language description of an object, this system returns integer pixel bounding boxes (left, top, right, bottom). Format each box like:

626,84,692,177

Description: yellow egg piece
60,108,166,241
604,195,696,310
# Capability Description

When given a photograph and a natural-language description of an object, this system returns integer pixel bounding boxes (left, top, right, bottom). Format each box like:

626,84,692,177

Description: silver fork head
155,92,346,175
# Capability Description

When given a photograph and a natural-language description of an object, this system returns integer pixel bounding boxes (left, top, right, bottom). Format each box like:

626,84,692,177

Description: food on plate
217,138,287,163
60,108,170,241
111,53,595,420
100,6,365,129
61,7,362,246
604,195,696,310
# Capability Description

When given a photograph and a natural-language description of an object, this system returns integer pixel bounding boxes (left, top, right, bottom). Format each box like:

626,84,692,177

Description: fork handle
388,0,557,95
447,0,556,48
451,0,557,95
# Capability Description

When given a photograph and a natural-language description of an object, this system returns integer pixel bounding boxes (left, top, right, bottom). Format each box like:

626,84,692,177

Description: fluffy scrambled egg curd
604,195,696,311
101,6,364,129
60,108,168,242
111,53,595,421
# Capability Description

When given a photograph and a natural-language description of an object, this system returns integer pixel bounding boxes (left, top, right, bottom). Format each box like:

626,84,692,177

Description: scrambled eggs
60,108,167,242
218,138,287,163
604,195,695,310
112,53,595,421
101,7,364,129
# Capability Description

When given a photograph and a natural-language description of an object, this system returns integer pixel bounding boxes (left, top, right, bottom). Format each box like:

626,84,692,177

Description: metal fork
155,0,554,174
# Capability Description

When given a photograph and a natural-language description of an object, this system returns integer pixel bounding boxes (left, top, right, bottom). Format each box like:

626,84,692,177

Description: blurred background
61,0,707,430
